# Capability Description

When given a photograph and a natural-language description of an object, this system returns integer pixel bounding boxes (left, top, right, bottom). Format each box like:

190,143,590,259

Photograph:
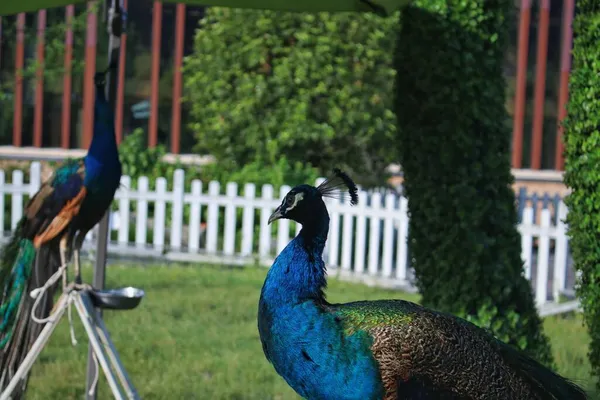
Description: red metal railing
82,2,97,149
530,0,550,170
61,5,74,149
511,0,531,170
12,13,25,147
115,0,128,145
171,3,186,154
0,0,577,171
149,1,162,148
555,0,575,171
33,10,46,148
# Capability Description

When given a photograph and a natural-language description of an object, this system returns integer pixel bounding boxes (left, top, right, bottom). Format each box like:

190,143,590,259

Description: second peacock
258,169,587,400
0,72,122,398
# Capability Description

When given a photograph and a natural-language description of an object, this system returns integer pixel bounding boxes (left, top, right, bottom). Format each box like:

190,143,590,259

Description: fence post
170,169,185,251
328,195,341,268
553,201,568,300
205,181,220,254
395,196,409,281
368,192,382,276
520,206,534,279
223,182,238,256
117,175,131,246
340,200,354,271
381,193,395,278
536,208,551,306
29,162,41,195
354,191,368,275
259,184,274,259
11,170,23,230
153,177,167,251
135,176,149,247
276,185,291,253
241,183,256,257
188,180,202,253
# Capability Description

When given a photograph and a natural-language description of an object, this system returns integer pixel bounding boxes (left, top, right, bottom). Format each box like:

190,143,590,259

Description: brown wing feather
367,313,534,400
336,300,586,400
32,187,87,248
24,184,54,220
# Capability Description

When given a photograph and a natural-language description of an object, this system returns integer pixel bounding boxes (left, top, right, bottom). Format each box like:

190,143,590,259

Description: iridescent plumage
0,73,121,398
258,170,587,400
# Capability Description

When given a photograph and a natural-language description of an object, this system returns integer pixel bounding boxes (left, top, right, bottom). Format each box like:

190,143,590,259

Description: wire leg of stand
80,294,140,400
0,295,69,400
73,293,125,400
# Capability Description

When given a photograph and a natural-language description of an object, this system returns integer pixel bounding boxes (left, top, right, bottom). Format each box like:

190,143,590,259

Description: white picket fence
0,162,579,316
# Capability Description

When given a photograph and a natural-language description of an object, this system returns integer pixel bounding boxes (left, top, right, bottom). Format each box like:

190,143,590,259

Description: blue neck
82,92,121,188
87,93,120,164
263,206,330,304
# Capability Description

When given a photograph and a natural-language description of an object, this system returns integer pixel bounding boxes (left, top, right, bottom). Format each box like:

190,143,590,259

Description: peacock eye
285,196,294,206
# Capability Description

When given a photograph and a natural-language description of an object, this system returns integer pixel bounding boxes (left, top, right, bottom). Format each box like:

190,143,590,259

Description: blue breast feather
258,237,385,400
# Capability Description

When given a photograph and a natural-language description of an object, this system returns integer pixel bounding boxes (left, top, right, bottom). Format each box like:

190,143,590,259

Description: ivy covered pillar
394,0,554,365
563,0,600,388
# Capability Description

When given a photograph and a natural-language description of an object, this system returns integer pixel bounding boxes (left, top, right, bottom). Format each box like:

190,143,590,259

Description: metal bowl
88,287,145,310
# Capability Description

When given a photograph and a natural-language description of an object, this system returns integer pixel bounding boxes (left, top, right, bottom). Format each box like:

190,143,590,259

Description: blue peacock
0,71,122,397
258,169,587,400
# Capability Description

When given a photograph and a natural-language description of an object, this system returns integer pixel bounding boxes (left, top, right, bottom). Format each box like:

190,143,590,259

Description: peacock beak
268,206,283,224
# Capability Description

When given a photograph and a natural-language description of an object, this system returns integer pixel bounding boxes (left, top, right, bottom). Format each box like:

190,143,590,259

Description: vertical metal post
82,2,98,149
13,13,25,147
530,0,551,170
85,0,123,398
115,0,128,145
511,0,531,169
555,0,575,171
33,10,47,148
61,5,75,149
170,3,186,154
148,1,162,148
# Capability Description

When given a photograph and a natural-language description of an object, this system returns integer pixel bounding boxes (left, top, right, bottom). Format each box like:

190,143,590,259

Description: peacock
0,71,122,397
258,169,587,400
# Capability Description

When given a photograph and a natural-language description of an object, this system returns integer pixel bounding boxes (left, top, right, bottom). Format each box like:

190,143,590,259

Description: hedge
394,0,553,365
562,0,600,389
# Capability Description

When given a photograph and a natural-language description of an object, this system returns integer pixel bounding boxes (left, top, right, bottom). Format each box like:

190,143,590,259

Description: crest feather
317,168,358,206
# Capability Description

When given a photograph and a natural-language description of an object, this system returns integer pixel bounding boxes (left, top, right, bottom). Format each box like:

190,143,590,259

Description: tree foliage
183,8,399,187
394,0,553,365
562,0,600,389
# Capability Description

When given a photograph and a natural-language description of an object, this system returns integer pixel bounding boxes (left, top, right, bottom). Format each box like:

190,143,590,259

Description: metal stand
88,1,126,397
0,289,140,400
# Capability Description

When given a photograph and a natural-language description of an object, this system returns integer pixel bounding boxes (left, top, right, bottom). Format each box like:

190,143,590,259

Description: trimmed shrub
183,8,399,188
562,0,600,389
394,0,553,365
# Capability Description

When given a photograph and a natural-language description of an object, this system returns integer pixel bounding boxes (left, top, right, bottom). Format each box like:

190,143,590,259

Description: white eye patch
285,192,304,212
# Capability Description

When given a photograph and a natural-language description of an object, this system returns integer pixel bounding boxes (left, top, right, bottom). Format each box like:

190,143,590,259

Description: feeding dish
88,287,145,310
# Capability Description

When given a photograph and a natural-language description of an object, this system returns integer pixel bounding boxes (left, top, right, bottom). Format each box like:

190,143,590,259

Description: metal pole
555,0,575,171
511,0,531,169
530,0,551,170
86,0,123,398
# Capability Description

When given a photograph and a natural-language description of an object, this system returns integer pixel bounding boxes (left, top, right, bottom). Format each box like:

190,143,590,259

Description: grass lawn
24,263,596,399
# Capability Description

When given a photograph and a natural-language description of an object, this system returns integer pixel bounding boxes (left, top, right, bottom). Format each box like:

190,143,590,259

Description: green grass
23,263,597,399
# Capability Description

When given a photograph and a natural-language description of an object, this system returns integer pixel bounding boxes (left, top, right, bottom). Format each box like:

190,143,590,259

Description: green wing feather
0,157,86,396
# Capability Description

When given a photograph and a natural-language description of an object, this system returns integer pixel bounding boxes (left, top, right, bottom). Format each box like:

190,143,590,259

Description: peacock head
268,168,358,226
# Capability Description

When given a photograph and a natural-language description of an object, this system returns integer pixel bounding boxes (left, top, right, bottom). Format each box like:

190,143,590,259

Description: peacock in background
258,169,587,400
0,71,122,397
